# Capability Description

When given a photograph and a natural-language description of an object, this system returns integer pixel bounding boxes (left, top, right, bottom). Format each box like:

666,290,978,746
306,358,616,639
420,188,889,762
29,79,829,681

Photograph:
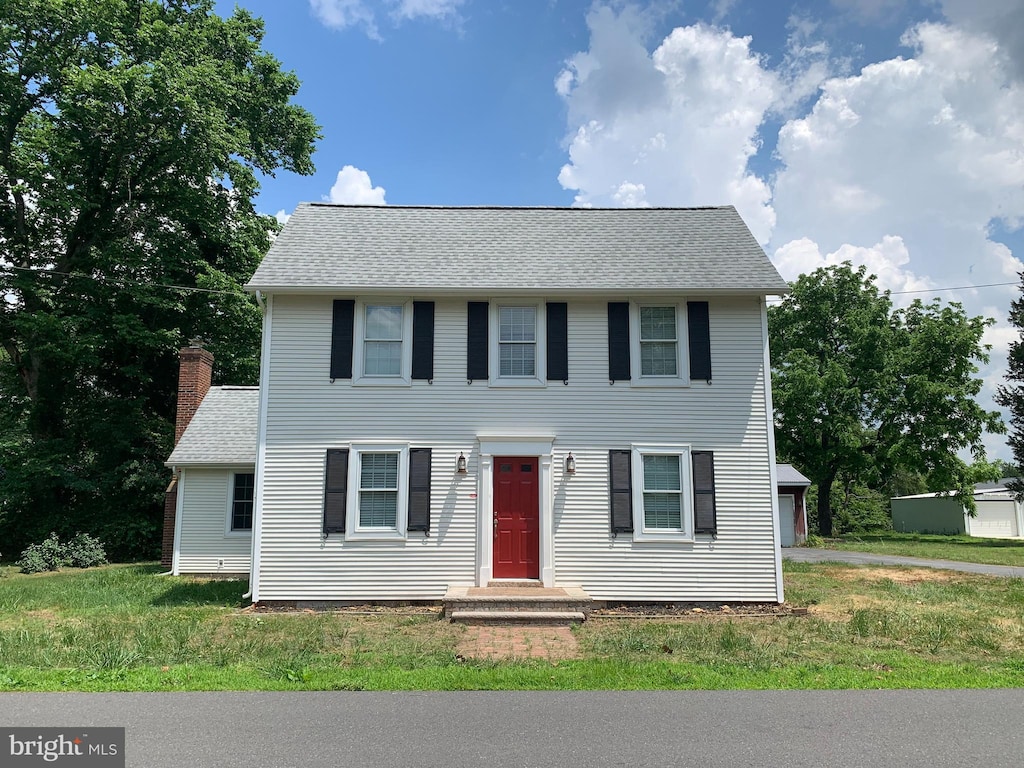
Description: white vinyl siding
256,294,776,602
176,467,253,575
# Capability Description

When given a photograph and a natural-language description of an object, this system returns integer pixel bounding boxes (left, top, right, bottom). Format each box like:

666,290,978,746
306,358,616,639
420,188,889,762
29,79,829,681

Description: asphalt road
3,690,1023,767
783,547,1024,577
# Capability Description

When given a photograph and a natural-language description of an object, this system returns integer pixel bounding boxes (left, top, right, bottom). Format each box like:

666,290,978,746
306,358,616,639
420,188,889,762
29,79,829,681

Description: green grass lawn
823,531,1024,567
0,562,1022,691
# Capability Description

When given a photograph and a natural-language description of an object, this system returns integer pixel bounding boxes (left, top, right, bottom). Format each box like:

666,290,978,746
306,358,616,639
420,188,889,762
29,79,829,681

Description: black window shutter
609,449,634,533
412,301,435,381
692,451,717,536
687,301,712,381
330,300,355,380
607,302,631,382
323,449,350,535
467,301,489,382
407,448,432,532
546,302,568,382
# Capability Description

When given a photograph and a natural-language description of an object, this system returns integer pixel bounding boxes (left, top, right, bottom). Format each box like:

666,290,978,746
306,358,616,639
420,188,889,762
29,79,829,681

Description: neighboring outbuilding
165,204,793,605
776,463,811,546
891,482,1023,538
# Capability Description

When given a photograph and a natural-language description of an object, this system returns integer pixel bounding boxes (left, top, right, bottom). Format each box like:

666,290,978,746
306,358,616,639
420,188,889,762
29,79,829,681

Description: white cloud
327,165,387,205
940,0,1024,78
556,6,783,242
274,210,291,226
309,0,379,38
772,235,934,297
309,0,462,37
771,22,1024,293
391,0,463,22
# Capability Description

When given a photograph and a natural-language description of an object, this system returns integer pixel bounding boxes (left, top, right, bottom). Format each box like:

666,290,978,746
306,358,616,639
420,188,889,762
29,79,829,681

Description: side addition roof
166,386,259,467
776,464,811,487
247,204,790,296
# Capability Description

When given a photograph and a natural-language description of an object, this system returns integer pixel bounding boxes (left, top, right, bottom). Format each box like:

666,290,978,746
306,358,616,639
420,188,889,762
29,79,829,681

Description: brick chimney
163,341,214,568
175,340,214,445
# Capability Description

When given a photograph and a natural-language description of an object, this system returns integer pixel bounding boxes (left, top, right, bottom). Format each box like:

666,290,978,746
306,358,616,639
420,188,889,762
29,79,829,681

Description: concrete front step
443,584,592,624
449,610,586,625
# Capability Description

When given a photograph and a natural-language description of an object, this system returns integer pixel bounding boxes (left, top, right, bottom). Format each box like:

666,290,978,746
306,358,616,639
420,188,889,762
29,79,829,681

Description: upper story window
639,306,678,377
498,306,537,377
485,301,547,386
352,300,414,385
629,302,688,386
363,305,403,377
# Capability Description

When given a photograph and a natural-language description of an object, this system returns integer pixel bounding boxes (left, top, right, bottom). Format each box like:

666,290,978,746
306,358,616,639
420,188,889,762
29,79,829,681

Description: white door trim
476,435,555,587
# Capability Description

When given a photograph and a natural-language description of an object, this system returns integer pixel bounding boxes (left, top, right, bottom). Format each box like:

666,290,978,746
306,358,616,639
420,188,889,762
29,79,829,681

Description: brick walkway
456,624,579,661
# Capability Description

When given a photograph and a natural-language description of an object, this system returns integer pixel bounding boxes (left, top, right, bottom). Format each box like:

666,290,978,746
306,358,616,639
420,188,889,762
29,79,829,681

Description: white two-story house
168,204,791,605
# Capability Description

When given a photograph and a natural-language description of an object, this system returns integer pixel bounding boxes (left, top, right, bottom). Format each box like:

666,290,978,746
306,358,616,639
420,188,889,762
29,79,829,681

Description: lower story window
631,445,693,540
358,452,399,528
231,472,255,531
346,444,410,539
641,454,682,529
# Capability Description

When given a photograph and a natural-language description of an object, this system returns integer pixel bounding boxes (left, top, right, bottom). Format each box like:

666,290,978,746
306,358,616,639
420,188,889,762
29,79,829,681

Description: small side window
230,473,255,532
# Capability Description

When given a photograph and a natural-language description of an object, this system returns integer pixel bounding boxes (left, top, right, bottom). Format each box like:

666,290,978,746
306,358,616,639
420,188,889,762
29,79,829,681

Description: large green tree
996,274,1024,493
769,263,1002,536
0,0,319,558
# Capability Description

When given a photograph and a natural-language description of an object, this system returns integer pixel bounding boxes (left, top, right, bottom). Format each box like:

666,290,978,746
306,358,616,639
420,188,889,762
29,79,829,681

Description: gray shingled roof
247,204,790,295
166,387,259,466
776,463,811,487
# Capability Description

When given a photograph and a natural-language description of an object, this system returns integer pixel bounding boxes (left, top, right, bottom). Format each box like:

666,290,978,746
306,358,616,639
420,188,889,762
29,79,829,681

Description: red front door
493,457,539,579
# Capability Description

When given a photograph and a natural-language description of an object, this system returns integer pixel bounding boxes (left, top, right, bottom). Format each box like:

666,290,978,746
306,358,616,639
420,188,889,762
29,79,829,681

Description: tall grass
0,563,1022,691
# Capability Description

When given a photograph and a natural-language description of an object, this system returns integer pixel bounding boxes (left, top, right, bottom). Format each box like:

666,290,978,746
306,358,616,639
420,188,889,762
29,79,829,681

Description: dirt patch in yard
823,567,958,584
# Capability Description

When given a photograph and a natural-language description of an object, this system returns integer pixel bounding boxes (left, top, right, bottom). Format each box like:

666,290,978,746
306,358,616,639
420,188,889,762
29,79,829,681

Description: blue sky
215,0,1024,458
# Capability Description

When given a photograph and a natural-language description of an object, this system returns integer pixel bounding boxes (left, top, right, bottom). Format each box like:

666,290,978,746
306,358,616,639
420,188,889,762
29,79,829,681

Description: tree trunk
817,471,837,537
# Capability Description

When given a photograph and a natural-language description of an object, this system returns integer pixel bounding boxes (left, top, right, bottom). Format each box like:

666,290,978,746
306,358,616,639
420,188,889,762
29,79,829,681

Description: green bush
16,532,107,574
65,533,108,568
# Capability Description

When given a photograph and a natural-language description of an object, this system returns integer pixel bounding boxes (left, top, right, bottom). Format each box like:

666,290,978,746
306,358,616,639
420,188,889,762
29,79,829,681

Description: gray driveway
3,691,1024,768
784,547,1024,577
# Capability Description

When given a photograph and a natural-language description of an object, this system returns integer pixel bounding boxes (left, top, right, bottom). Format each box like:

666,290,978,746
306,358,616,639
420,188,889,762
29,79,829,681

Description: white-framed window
630,444,693,541
346,444,409,540
629,302,688,386
354,300,413,384
489,302,546,386
226,471,255,534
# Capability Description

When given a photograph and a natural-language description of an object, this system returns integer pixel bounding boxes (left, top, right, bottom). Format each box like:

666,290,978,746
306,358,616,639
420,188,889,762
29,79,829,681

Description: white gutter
761,296,785,604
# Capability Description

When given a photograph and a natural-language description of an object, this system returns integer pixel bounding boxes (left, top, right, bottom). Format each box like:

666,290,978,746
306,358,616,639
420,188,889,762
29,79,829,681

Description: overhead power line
1,264,247,297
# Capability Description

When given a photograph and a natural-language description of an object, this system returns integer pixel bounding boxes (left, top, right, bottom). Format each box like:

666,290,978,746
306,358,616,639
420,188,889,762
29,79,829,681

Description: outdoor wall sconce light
565,452,576,475
456,452,467,474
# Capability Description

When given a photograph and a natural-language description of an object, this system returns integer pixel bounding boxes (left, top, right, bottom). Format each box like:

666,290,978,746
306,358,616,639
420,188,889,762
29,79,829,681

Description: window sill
352,377,412,387
345,529,407,542
487,377,546,388
629,378,691,388
631,531,694,543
